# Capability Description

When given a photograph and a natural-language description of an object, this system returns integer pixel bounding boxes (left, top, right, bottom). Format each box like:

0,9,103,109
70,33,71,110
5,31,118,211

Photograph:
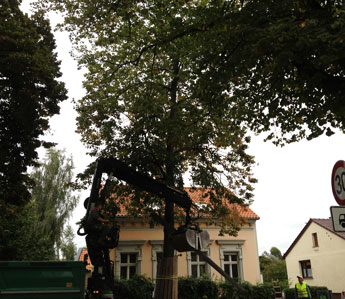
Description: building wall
285,222,345,293
110,218,261,284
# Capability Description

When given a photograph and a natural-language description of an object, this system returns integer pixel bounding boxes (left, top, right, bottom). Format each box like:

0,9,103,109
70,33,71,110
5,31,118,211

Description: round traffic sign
331,160,345,206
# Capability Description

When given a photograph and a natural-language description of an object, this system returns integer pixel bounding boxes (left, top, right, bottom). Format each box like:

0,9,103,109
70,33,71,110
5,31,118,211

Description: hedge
178,276,219,299
219,281,275,299
284,286,329,299
112,275,285,299
113,275,154,299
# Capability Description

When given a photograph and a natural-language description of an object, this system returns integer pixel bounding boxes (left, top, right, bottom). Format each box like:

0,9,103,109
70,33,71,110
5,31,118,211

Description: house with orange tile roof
102,187,262,284
76,247,92,287
283,218,345,297
76,247,93,272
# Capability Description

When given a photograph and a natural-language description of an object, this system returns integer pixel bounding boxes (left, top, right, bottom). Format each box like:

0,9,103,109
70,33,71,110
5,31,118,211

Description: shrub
252,283,276,299
284,286,329,299
113,275,154,299
219,280,275,299
112,275,278,299
178,276,218,299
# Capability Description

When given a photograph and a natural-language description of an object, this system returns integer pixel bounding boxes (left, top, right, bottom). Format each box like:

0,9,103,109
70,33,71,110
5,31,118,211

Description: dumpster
0,261,85,299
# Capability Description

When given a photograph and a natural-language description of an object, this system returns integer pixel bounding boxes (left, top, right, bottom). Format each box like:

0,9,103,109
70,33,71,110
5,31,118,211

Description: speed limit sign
331,160,345,206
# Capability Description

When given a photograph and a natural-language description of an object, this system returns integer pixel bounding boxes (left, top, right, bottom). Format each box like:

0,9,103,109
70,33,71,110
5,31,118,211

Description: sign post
331,160,345,206
330,206,345,232
331,160,345,232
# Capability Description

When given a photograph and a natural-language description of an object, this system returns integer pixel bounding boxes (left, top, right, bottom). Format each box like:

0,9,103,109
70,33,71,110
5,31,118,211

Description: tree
43,0,257,246
41,4,256,295
30,148,79,259
0,148,79,260
176,0,345,144
0,0,67,206
0,201,55,260
60,224,77,260
270,247,283,260
259,247,288,285
49,0,345,146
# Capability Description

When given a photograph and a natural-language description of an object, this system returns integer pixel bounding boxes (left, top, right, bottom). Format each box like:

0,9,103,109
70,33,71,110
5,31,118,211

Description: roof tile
114,187,259,220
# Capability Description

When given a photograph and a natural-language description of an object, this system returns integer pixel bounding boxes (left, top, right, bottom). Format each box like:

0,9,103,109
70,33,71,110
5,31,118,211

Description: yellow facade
110,217,261,284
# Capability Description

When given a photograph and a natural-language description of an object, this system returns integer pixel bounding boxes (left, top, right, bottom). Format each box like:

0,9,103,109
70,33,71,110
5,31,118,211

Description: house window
188,251,210,277
120,253,138,279
300,260,312,278
312,233,319,247
223,252,239,279
217,240,244,281
115,240,145,279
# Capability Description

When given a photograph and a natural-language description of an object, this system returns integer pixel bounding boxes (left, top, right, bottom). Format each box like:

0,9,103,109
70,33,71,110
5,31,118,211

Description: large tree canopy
198,0,345,144
0,0,67,205
42,0,257,240
46,0,345,146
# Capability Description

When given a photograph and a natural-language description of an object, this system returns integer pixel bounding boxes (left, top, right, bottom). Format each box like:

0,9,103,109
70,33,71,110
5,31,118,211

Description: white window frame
115,240,145,279
187,249,211,278
217,240,245,281
223,251,241,279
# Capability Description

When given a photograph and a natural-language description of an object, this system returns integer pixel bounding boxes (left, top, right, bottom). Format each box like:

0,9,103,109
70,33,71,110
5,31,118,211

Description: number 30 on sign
331,160,345,206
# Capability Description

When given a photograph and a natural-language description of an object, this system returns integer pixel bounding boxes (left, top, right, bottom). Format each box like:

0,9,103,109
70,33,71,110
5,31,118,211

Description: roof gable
283,218,345,259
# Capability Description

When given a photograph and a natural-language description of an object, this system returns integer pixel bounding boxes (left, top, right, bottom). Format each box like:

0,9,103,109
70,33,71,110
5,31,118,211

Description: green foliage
113,275,154,299
41,0,345,150
259,255,271,271
259,247,287,284
41,0,257,239
178,276,218,299
0,201,55,260
284,286,329,299
309,287,329,298
112,276,274,299
30,148,79,259
0,0,67,206
219,281,275,299
263,260,288,283
284,287,295,299
193,0,345,144
270,247,283,260
60,224,77,260
0,149,79,261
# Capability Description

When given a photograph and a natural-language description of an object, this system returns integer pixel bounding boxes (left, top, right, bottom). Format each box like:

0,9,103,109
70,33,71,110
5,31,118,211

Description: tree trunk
154,58,180,299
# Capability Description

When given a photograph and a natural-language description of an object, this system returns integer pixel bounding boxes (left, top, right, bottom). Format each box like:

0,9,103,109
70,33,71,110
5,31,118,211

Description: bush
284,286,329,299
113,275,154,299
178,276,218,299
251,283,276,299
219,280,275,299
284,288,295,299
111,275,278,299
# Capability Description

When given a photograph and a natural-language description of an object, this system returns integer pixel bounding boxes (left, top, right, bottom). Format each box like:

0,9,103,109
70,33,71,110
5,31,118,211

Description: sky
21,3,345,256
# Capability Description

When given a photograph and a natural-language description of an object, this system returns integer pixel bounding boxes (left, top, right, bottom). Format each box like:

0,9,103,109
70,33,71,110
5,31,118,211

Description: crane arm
89,157,192,211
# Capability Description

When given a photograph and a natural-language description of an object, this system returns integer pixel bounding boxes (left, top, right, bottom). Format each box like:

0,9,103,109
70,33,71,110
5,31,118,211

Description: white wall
285,221,345,293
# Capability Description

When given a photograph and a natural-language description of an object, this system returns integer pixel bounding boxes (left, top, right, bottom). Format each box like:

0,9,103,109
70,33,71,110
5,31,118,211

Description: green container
0,261,85,299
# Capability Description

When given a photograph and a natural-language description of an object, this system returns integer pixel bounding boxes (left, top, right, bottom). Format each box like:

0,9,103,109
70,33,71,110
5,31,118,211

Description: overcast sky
22,3,345,255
